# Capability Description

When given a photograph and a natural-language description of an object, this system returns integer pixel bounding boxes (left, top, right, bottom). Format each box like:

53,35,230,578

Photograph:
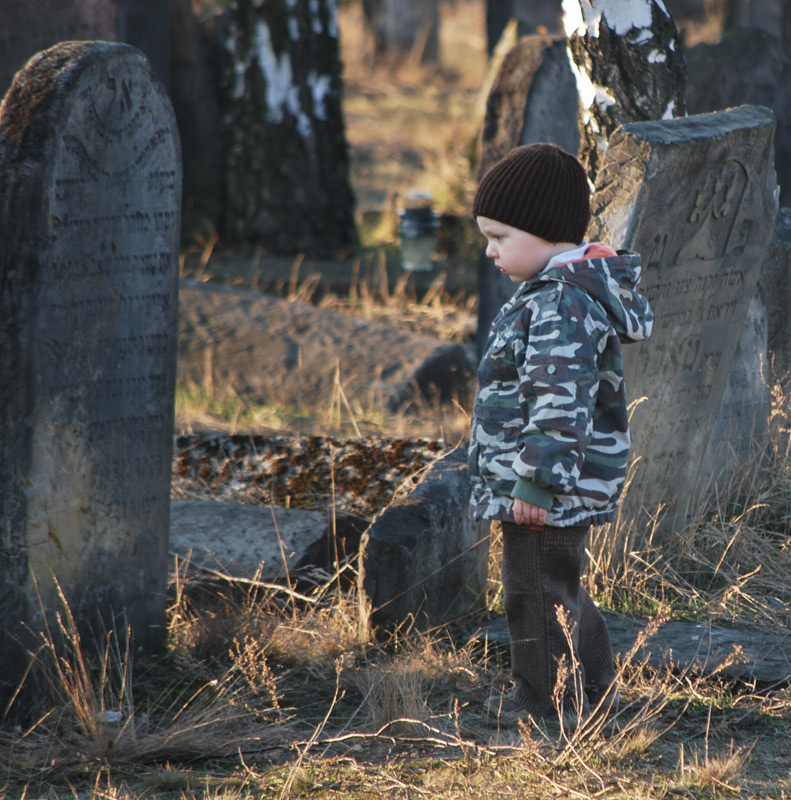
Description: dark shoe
486,692,555,727
585,683,620,719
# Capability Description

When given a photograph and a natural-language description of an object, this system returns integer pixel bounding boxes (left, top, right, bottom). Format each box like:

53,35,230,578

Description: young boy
469,143,653,723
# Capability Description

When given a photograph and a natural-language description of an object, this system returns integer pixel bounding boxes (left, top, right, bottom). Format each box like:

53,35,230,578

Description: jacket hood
535,244,653,343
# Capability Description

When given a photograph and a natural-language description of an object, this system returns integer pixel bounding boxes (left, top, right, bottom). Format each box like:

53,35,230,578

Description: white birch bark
562,0,686,182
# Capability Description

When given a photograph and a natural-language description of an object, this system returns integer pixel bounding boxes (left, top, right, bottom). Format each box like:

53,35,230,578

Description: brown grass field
5,2,791,799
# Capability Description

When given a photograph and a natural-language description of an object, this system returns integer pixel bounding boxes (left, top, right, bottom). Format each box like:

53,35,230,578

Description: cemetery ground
5,3,791,799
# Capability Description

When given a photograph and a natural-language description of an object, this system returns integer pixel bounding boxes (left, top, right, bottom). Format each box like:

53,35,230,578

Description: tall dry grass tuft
348,650,435,736
8,579,136,760
169,555,369,674
676,740,748,796
1,575,293,786
586,377,791,627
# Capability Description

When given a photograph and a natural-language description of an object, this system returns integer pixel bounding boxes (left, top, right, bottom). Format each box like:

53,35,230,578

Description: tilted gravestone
476,35,579,356
589,106,779,535
0,0,116,101
0,42,181,699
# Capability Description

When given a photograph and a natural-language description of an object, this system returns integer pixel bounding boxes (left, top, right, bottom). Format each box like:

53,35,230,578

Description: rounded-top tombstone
0,41,181,702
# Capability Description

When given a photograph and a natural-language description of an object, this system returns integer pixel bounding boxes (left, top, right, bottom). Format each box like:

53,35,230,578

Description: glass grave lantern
398,191,440,272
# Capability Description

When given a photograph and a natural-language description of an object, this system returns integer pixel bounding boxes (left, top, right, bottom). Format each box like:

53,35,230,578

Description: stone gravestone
0,42,181,700
589,106,778,535
0,0,116,101
476,35,579,356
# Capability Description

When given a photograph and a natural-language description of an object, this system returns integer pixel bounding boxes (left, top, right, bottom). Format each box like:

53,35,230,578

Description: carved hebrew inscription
620,143,770,525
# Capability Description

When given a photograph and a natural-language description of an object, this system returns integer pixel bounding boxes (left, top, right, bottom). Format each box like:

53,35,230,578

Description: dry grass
4,542,791,798
9,415,791,796
584,375,791,629
5,2,791,798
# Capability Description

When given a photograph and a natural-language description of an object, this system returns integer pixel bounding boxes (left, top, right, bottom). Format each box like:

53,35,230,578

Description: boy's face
476,216,574,283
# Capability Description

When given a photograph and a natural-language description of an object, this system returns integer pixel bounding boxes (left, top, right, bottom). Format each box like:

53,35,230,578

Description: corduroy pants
501,521,616,716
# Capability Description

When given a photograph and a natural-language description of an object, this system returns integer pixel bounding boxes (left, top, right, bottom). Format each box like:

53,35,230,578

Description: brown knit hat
472,143,591,244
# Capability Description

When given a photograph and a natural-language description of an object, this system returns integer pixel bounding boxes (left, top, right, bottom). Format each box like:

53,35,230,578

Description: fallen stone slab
177,279,475,413
476,611,791,684
170,436,488,627
169,499,367,582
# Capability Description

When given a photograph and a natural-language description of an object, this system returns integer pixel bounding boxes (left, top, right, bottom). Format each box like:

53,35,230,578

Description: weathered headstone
763,208,791,381
686,27,791,206
476,35,579,355
0,42,181,699
219,0,356,258
589,106,779,535
479,37,579,180
0,0,117,100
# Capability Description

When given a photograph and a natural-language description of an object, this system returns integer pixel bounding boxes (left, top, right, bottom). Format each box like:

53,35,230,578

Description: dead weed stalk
4,577,288,782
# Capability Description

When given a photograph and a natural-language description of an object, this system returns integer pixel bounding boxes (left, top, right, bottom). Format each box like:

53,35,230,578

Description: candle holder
398,191,440,272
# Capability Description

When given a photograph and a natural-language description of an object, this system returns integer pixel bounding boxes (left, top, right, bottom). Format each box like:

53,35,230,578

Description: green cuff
510,477,554,510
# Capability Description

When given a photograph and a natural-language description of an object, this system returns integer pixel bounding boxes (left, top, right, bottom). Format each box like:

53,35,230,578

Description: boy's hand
512,498,547,527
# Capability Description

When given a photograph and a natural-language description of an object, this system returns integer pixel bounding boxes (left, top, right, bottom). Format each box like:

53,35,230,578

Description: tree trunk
219,0,356,258
168,0,223,229
362,0,440,63
563,0,686,184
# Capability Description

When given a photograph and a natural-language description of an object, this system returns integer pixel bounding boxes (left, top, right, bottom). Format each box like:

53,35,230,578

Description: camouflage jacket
468,245,653,526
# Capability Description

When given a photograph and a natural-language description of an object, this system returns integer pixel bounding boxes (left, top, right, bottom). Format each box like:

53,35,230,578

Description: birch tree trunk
563,0,686,184
220,0,356,258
